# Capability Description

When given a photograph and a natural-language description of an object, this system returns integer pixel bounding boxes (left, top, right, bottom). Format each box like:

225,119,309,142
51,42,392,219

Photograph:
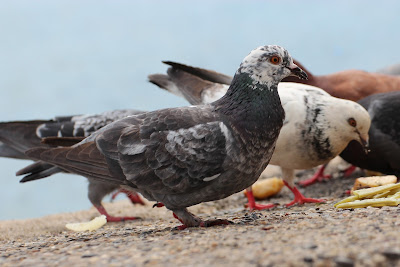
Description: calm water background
1,0,399,220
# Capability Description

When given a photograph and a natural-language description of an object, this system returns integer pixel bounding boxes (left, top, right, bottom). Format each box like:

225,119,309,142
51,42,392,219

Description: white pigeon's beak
357,132,370,154
286,62,308,80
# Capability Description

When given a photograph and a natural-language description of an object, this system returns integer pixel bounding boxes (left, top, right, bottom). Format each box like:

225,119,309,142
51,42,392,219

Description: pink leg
95,205,140,222
111,189,145,205
244,188,275,210
343,165,357,177
283,181,325,207
298,165,331,187
172,213,231,230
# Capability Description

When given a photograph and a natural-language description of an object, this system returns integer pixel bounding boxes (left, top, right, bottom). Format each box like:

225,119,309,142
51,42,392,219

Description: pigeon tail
162,61,232,85
18,162,62,183
0,120,49,159
19,145,126,186
149,62,231,105
41,136,85,147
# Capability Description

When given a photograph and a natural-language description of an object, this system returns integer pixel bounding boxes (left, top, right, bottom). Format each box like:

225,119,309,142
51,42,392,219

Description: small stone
334,256,354,267
81,254,97,258
382,249,400,260
303,256,313,263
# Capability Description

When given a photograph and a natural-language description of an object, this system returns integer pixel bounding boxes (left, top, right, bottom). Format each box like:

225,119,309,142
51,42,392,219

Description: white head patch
237,45,294,88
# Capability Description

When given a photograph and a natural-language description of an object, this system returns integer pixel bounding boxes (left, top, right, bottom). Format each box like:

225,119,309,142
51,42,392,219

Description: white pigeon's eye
348,118,357,127
269,56,281,65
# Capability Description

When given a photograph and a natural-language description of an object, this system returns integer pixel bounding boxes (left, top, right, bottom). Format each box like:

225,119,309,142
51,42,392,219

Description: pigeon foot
244,189,275,210
95,205,140,222
299,165,331,187
284,181,325,206
111,189,145,205
343,165,357,177
172,209,231,230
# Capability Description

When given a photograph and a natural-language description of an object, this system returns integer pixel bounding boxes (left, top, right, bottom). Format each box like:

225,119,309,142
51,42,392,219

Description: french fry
353,183,400,199
391,191,400,199
334,195,359,207
336,198,400,209
372,190,391,199
335,181,400,209
65,215,107,232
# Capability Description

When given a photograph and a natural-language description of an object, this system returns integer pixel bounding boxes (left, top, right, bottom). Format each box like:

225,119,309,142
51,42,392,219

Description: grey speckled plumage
149,61,371,207
19,45,307,227
0,109,144,221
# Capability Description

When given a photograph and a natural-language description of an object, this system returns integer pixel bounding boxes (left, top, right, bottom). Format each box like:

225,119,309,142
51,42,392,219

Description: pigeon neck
214,72,284,129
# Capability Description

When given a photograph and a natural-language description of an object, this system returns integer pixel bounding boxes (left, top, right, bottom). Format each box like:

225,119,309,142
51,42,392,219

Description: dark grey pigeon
0,109,146,222
340,91,400,177
18,45,307,228
149,61,371,208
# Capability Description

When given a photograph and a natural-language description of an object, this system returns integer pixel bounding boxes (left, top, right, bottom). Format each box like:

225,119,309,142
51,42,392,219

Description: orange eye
348,118,357,127
269,56,281,65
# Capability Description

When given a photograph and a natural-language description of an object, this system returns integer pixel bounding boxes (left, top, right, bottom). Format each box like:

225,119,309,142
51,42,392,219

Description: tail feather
18,163,62,183
149,61,231,105
0,120,50,159
0,143,27,159
148,74,185,98
41,136,85,147
162,61,232,85
18,145,125,186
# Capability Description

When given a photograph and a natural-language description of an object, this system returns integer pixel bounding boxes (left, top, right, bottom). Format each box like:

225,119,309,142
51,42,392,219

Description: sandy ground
1,161,400,267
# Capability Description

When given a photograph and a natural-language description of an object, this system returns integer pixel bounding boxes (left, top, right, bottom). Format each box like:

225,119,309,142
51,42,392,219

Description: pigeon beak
358,132,370,154
287,62,308,80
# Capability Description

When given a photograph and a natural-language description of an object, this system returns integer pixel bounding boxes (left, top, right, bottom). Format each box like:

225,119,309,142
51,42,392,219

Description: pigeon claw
245,202,275,210
284,181,326,207
298,165,331,187
343,165,357,177
285,197,325,207
172,212,232,230
111,189,145,205
244,188,275,210
95,205,140,222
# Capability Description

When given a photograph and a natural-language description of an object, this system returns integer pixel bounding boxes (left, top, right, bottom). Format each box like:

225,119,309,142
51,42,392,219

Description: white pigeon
149,62,371,209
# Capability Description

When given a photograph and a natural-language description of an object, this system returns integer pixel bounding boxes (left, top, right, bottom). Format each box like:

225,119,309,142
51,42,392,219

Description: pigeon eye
269,56,281,65
348,118,357,127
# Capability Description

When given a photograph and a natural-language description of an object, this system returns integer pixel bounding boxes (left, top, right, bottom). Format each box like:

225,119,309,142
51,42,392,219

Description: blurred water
1,0,400,220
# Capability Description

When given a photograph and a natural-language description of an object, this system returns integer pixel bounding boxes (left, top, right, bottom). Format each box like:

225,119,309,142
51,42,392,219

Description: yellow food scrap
352,175,396,190
65,215,107,232
353,183,400,199
336,181,400,209
334,195,358,207
245,177,284,200
391,191,400,199
372,191,391,199
336,198,400,209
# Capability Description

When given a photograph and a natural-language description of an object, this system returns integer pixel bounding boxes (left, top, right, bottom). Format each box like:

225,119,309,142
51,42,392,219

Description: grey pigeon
148,61,370,209
18,45,307,228
340,91,400,177
0,109,145,221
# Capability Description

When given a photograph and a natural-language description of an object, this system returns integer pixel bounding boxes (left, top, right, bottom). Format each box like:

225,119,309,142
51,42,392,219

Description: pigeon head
237,45,307,88
327,100,371,154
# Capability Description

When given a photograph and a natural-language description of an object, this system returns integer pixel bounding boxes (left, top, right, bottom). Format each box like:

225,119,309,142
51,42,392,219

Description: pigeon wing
98,107,230,195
